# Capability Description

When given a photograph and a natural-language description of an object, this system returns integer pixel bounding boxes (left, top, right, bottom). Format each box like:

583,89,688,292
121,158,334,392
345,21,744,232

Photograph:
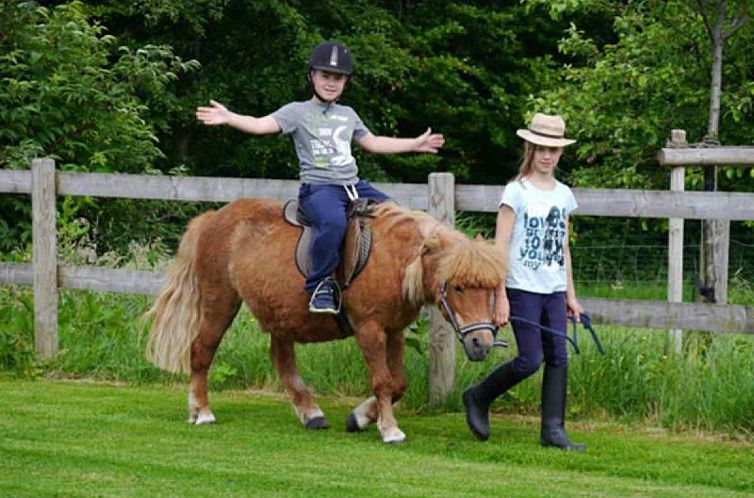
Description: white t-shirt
500,179,578,294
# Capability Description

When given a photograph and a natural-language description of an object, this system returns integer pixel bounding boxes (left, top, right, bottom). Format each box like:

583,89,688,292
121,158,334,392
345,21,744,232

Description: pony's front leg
355,322,406,444
347,331,407,433
270,336,329,429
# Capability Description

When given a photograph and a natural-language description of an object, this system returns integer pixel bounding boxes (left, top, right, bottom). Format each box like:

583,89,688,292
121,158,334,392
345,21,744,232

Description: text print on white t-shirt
520,199,567,272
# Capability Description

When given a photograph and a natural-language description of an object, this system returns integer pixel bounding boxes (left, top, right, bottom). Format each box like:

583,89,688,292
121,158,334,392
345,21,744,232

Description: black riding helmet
307,41,353,76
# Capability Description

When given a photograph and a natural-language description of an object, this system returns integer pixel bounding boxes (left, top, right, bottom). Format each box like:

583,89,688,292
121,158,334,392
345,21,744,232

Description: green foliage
0,288,36,374
3,1,754,255
0,1,198,172
522,0,614,20
80,0,579,185
0,1,200,254
532,0,754,192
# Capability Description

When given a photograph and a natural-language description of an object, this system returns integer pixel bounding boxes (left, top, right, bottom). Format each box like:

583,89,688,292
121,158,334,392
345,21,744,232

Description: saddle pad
282,199,373,288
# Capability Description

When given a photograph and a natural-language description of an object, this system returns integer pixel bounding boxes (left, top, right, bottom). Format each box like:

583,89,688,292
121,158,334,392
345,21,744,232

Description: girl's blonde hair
514,141,565,181
514,141,538,181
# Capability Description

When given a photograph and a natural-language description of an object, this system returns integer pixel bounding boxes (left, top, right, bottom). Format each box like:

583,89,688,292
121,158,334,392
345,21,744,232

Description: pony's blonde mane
436,235,506,288
369,203,506,306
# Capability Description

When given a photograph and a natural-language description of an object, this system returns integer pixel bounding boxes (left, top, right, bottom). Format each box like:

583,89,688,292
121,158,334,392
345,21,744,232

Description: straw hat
516,113,576,147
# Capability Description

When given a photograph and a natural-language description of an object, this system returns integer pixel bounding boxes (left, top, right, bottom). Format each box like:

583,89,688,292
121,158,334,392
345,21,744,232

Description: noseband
438,283,507,348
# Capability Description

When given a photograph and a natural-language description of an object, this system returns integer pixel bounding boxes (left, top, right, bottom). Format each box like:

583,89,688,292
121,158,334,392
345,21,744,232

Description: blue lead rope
508,312,605,356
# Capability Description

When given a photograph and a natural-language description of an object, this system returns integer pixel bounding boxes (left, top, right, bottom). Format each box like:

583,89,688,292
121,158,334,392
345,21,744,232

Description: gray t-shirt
271,99,371,185
500,179,578,294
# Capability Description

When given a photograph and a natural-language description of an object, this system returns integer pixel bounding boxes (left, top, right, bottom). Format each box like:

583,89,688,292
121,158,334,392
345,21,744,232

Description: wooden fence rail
2,262,752,333
2,157,754,402
5,168,754,218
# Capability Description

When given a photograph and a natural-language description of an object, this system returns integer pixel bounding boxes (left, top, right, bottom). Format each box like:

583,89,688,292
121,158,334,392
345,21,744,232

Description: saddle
283,197,376,291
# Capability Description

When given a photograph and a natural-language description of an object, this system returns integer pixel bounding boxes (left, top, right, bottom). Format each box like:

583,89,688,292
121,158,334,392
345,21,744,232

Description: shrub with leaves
0,1,199,252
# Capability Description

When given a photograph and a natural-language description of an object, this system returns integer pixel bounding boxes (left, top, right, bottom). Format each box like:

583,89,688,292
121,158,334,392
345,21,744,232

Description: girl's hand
567,297,583,322
196,100,232,126
413,128,445,153
494,294,510,327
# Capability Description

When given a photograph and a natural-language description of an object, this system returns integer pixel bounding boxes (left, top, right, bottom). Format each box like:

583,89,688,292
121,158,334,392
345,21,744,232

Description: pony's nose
463,335,491,362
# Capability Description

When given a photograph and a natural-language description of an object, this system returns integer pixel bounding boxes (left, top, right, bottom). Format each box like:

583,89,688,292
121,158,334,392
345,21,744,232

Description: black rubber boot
540,364,586,451
462,361,525,441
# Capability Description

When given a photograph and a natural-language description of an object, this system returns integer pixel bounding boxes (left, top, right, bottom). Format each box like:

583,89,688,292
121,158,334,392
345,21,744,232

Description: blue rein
508,312,605,356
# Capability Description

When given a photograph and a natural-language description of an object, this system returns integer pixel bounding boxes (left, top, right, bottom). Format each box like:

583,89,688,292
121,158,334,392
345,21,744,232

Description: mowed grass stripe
1,379,752,497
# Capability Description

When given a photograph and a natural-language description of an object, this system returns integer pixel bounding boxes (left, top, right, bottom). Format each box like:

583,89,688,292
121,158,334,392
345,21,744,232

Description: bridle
438,283,508,349
438,284,605,356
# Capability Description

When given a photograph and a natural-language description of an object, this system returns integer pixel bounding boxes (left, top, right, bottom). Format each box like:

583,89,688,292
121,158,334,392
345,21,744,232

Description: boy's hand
414,128,445,153
196,100,232,126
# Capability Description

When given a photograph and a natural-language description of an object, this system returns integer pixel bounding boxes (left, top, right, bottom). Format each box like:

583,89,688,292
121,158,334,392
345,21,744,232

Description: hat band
528,128,565,140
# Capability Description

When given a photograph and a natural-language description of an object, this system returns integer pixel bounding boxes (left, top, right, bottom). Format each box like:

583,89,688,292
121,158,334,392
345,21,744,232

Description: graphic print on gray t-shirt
271,100,370,185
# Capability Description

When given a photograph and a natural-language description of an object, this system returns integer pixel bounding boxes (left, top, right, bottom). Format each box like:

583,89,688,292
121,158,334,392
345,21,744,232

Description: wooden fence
2,153,754,402
657,130,754,352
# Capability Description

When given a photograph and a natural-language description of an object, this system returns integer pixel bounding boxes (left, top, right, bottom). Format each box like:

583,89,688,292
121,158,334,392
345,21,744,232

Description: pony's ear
474,234,485,242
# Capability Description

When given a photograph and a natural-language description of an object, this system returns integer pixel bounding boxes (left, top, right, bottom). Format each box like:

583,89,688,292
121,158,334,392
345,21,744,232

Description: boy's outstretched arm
196,100,280,135
357,128,444,154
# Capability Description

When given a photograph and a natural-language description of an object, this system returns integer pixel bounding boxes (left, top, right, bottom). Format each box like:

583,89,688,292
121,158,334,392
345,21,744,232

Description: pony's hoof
346,413,363,432
195,411,216,425
346,411,373,432
305,416,330,430
381,427,406,444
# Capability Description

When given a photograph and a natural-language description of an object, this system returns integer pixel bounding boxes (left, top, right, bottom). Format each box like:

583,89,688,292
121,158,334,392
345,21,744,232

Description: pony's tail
144,211,215,374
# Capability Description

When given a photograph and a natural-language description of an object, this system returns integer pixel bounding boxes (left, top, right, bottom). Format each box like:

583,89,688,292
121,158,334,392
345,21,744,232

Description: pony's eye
454,285,464,295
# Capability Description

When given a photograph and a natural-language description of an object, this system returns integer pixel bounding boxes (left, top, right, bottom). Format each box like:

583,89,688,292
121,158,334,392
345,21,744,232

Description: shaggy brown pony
145,199,505,443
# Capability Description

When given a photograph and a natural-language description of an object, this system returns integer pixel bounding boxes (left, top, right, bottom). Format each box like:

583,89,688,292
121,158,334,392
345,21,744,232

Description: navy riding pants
507,288,569,378
298,180,389,293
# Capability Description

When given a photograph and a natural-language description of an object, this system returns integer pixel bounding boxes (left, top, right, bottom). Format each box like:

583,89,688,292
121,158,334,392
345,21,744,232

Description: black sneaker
308,279,339,314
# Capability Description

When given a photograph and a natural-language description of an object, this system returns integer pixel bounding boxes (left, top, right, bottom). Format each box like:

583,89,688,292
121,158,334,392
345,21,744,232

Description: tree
691,0,751,143
531,0,754,191
688,0,751,304
77,0,589,184
0,1,198,173
0,1,198,251
529,0,754,304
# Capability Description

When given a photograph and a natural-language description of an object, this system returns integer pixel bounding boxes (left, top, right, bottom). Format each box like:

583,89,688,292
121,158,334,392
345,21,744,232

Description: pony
145,199,505,443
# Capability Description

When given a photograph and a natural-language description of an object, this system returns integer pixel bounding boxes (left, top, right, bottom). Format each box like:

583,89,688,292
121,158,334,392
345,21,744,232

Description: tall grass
1,283,753,436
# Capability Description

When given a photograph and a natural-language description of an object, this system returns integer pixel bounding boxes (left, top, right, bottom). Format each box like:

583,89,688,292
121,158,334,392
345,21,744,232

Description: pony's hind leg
188,297,240,425
270,336,329,430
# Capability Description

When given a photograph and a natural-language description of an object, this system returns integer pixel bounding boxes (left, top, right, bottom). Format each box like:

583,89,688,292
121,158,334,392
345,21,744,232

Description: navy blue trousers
507,288,569,378
298,180,389,293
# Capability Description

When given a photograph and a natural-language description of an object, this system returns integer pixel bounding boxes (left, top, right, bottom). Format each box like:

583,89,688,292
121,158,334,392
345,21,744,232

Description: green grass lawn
1,378,752,497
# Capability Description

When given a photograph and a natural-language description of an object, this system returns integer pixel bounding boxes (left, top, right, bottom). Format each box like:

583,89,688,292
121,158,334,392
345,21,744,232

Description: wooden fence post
700,217,729,304
667,130,686,354
428,172,455,404
700,154,730,305
32,158,58,359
